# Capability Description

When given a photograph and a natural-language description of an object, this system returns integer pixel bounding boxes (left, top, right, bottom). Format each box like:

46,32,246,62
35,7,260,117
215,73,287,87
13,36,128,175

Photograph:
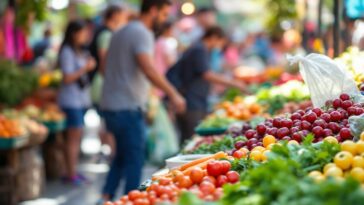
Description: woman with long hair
58,20,95,185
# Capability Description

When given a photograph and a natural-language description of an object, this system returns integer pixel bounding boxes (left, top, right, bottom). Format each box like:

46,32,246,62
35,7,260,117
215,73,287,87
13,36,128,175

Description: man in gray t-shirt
99,0,185,202
100,20,153,111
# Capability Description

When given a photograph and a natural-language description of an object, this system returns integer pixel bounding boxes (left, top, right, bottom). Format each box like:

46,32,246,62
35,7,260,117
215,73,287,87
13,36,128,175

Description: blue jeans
102,109,146,198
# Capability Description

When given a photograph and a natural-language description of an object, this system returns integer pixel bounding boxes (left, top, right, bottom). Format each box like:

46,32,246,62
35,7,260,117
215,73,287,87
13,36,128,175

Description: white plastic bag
287,53,360,108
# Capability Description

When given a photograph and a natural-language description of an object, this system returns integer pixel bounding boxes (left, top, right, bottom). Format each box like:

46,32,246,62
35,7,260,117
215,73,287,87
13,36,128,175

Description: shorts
62,108,87,129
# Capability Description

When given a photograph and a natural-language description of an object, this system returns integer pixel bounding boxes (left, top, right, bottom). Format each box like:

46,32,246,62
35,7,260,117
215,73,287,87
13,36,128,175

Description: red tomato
233,150,244,159
149,184,159,192
190,167,205,184
226,171,240,183
103,202,114,205
134,198,150,205
199,181,216,195
120,196,129,202
128,190,142,201
160,193,170,201
214,187,224,200
216,175,228,187
159,177,172,186
204,195,215,201
202,176,217,185
220,160,231,175
207,161,223,176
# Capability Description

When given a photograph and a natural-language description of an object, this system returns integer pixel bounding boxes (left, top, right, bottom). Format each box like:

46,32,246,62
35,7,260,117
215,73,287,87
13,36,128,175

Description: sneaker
62,176,84,186
77,173,91,184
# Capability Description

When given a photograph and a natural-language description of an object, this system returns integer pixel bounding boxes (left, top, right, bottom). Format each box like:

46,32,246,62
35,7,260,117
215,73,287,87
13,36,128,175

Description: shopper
168,26,246,145
58,20,95,185
99,0,185,202
89,5,128,159
154,21,178,97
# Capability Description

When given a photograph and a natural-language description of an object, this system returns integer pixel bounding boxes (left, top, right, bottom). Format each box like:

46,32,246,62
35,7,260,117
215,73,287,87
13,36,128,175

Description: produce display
255,80,310,114
0,115,25,138
335,47,364,85
106,134,364,205
196,117,236,130
0,60,39,107
214,97,264,121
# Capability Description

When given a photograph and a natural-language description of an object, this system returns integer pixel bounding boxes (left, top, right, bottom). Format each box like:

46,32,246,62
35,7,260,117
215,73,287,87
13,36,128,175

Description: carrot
179,151,227,171
182,159,214,176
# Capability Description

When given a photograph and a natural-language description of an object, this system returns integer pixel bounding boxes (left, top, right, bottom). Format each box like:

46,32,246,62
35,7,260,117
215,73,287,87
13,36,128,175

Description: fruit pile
0,115,24,138
216,97,263,121
234,93,363,151
309,133,364,183
106,152,240,205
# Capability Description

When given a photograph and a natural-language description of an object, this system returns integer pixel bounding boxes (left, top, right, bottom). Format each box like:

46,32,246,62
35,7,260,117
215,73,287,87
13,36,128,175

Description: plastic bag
349,113,364,140
147,97,179,165
287,53,360,108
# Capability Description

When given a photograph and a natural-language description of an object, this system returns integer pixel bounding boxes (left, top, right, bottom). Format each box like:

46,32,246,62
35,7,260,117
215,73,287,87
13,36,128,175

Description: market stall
105,51,364,205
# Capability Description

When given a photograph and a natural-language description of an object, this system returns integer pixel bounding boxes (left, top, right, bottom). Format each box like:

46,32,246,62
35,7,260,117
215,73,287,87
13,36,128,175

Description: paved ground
20,110,159,205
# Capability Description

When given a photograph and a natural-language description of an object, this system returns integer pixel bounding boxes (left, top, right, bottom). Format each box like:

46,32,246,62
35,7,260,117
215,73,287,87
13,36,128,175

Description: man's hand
170,93,186,114
233,80,248,93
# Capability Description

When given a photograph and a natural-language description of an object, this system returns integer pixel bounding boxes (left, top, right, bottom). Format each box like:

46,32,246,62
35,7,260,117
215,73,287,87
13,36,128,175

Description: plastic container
194,127,227,136
165,154,213,169
0,135,28,150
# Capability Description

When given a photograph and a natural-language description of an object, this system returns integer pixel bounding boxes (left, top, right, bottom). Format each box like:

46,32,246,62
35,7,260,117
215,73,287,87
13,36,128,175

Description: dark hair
156,21,173,38
104,5,123,21
61,20,87,50
140,0,172,14
202,26,226,40
196,7,216,15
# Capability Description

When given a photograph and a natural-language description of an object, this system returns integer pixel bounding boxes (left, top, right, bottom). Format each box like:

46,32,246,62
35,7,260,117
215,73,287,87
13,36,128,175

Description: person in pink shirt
154,22,178,97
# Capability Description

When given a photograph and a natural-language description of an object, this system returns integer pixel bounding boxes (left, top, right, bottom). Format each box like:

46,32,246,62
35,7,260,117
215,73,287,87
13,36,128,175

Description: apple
281,119,293,128
320,113,331,123
277,127,290,139
330,111,342,122
312,108,322,116
256,124,267,135
332,99,342,109
301,121,312,130
339,93,350,101
312,126,324,137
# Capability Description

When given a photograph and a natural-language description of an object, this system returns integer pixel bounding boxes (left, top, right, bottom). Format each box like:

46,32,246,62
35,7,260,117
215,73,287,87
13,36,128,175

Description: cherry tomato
159,177,172,186
160,193,170,201
220,160,231,175
202,175,217,185
190,167,205,184
120,196,129,202
213,187,224,200
216,175,228,187
140,191,148,198
207,161,223,176
103,202,114,205
226,171,240,183
134,198,150,205
204,195,215,201
149,184,159,192
178,176,193,188
199,181,216,195
171,170,184,183
128,190,142,201
233,150,244,159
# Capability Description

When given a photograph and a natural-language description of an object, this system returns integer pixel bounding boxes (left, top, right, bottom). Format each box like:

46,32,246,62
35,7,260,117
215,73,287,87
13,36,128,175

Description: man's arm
203,70,246,91
136,53,186,113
